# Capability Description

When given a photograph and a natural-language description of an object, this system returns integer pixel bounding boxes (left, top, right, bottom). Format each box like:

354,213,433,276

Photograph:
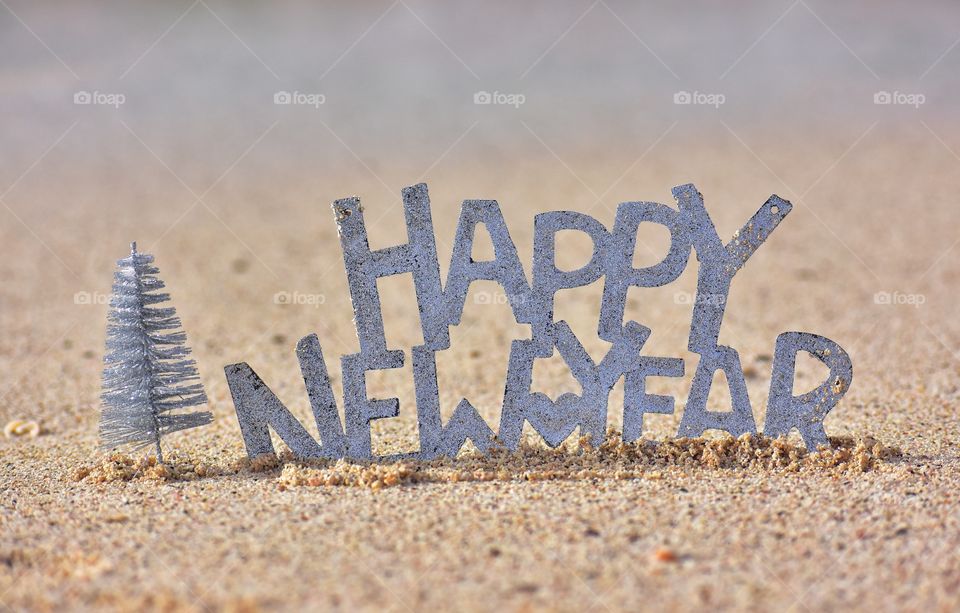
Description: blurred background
1,0,958,453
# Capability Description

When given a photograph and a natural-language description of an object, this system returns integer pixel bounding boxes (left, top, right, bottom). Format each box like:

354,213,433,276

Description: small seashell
4,420,40,439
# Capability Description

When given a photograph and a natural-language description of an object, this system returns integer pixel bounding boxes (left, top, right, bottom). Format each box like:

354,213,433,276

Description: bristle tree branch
99,242,212,463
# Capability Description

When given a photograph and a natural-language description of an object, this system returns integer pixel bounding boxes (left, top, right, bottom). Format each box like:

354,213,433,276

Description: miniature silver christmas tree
99,242,212,463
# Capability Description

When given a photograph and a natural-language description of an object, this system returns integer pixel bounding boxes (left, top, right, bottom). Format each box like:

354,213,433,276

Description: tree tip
130,241,137,255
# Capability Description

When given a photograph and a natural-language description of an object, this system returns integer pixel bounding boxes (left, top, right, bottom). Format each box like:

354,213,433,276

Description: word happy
224,183,853,461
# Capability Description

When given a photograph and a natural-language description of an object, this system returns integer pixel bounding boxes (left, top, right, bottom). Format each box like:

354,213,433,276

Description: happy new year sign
224,183,852,461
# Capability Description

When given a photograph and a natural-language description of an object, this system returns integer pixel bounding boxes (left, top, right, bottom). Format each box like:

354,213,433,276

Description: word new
224,183,852,461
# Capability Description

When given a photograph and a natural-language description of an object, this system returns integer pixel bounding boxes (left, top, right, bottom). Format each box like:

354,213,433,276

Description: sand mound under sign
75,432,903,489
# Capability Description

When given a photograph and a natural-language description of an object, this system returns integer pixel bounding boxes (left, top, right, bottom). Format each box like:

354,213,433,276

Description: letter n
224,334,346,459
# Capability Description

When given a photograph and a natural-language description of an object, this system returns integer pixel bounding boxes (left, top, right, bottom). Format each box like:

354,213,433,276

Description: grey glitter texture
765,332,854,449
224,183,852,460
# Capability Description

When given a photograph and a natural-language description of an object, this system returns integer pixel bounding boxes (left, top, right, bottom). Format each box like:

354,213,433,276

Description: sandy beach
2,2,959,610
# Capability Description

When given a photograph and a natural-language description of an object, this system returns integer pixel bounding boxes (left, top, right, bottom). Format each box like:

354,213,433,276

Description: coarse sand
3,140,959,610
